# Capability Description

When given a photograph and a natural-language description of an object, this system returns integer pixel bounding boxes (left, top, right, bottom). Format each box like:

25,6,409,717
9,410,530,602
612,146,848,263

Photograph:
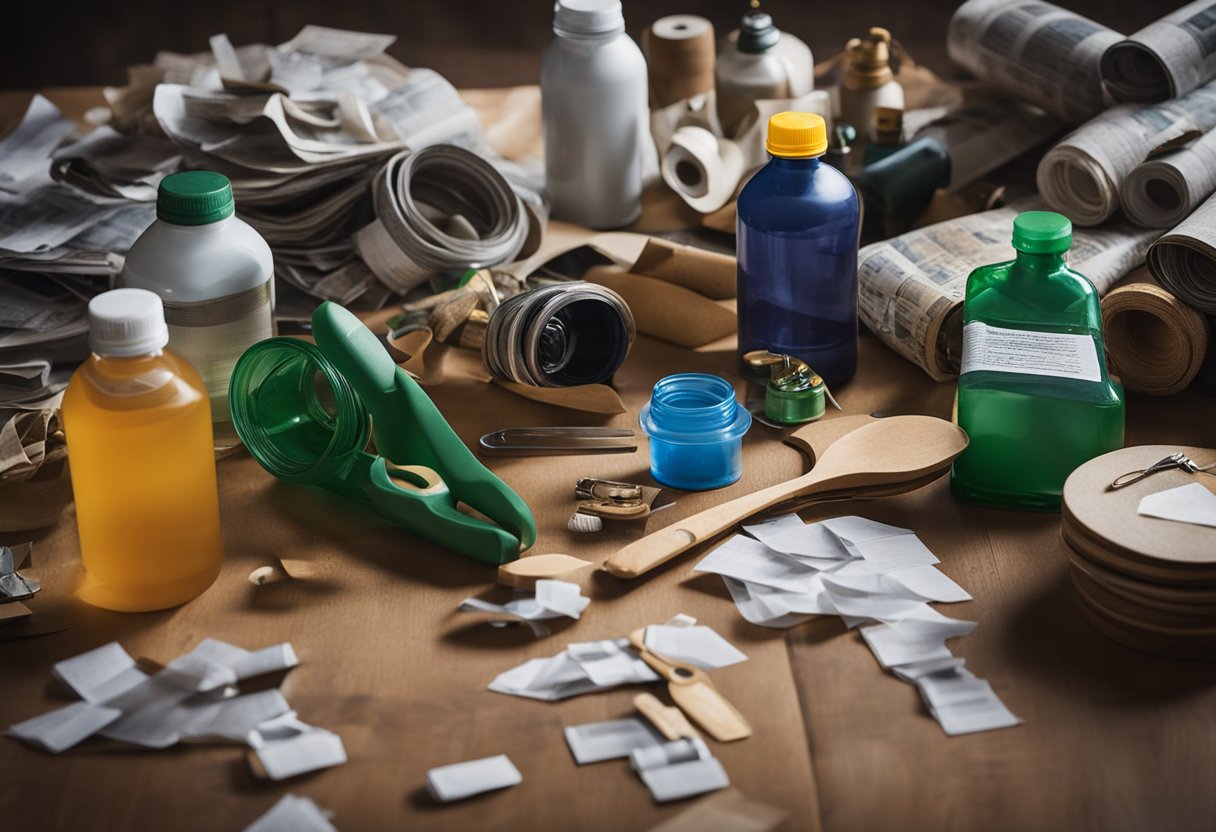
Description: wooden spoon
604,415,968,579
628,629,751,742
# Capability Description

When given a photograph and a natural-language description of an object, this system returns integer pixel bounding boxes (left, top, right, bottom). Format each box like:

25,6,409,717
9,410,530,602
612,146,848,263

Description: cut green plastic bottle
950,211,1124,511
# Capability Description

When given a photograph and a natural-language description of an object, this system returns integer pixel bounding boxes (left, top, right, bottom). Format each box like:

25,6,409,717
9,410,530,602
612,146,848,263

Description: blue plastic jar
737,112,860,387
639,373,752,491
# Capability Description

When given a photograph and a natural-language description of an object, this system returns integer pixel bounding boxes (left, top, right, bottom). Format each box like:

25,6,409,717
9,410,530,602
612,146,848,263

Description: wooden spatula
629,629,751,742
633,692,702,741
605,415,967,579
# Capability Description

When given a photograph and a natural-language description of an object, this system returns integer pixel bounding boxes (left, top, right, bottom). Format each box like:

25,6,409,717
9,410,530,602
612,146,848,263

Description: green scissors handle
312,302,537,553
329,455,521,564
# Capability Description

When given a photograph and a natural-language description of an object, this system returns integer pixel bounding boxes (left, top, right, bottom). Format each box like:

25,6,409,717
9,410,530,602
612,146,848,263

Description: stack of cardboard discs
1061,445,1216,660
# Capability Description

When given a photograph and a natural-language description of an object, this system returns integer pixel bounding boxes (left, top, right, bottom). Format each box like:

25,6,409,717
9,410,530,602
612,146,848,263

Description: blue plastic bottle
737,111,860,386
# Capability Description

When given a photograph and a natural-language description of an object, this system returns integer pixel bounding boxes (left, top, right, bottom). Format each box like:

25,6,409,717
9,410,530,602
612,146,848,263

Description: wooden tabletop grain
2,89,1215,832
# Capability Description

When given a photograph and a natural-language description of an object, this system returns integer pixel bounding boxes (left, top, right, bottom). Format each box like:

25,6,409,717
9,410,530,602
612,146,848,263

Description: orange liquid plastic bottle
62,289,223,612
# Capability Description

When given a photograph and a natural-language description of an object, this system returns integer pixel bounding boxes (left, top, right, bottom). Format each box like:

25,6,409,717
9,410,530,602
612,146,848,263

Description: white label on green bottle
960,322,1101,382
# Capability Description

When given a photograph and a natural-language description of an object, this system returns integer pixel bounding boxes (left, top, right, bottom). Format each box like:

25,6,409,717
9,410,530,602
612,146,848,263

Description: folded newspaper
858,201,1158,381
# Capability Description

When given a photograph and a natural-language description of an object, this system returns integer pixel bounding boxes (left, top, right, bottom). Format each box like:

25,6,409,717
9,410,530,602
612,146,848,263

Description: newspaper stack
0,95,157,499
109,27,494,318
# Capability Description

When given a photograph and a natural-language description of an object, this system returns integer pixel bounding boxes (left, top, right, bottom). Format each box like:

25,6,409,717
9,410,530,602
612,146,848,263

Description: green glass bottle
951,211,1124,510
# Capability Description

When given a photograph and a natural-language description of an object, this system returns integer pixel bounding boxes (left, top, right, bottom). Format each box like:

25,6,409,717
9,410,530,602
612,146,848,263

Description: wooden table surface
2,89,1215,832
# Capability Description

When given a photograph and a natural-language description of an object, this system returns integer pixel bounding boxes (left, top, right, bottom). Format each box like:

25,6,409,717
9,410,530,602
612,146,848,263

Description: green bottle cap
1012,211,1071,254
157,171,235,226
765,379,826,424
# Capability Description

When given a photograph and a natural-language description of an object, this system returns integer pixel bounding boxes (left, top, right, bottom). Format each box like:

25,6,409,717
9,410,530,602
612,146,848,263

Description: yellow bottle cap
765,112,828,158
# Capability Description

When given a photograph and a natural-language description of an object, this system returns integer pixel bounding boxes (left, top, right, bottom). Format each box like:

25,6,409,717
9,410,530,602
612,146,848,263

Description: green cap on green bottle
156,171,235,226
1012,211,1072,254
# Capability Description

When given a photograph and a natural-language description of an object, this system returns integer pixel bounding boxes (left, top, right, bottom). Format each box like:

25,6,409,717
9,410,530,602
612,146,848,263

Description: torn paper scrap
1137,482,1216,528
7,701,123,753
426,754,522,802
882,565,972,603
0,544,40,601
643,625,748,670
232,644,300,682
820,517,940,572
632,739,730,803
630,737,708,771
252,729,348,780
11,637,320,757
488,638,660,701
459,580,590,636
742,515,852,562
244,794,338,832
812,559,972,604
568,639,661,687
721,577,818,630
811,585,940,626
186,690,293,744
639,758,731,803
694,536,820,593
247,711,311,748
52,641,148,703
912,664,1022,736
564,718,663,764
859,618,977,669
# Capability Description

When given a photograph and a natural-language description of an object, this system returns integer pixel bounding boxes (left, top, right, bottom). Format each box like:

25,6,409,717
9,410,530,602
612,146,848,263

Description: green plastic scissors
230,301,536,565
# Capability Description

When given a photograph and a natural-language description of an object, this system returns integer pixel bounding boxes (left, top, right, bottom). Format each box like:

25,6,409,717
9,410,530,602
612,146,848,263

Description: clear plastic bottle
736,112,861,386
951,211,1124,510
61,289,223,611
120,170,274,451
542,0,648,229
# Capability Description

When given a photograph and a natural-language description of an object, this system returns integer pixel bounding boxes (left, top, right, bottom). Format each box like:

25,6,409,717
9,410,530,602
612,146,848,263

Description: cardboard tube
643,16,716,109
661,126,746,215
1102,283,1209,395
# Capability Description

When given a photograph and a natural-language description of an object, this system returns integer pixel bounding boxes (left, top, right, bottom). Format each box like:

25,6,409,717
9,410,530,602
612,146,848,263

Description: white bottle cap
554,0,624,37
88,288,170,357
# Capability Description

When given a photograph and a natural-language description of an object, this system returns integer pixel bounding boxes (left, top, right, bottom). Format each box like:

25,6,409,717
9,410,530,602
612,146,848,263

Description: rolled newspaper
857,201,1158,380
1101,1,1216,103
1037,81,1216,226
482,283,636,388
947,0,1121,125
1101,283,1210,396
1120,129,1216,229
355,146,530,294
1146,190,1216,313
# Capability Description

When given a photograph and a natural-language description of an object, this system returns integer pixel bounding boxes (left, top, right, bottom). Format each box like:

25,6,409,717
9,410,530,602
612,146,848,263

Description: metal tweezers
478,427,637,456
1108,451,1216,490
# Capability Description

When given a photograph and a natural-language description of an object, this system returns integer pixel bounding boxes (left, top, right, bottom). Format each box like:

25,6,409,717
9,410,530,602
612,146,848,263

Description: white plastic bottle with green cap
120,170,274,450
542,0,648,229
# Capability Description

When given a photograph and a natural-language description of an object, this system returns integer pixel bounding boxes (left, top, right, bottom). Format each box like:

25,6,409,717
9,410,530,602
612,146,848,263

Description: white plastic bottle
120,170,274,450
715,11,814,135
542,0,648,229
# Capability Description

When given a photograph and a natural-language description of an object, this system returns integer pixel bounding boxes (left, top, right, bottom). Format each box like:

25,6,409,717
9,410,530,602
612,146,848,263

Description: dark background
0,0,1160,91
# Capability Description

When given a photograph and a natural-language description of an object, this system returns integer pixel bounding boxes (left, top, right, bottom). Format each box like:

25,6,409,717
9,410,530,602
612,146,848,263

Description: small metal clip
478,427,638,456
1108,452,1216,490
573,477,661,520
